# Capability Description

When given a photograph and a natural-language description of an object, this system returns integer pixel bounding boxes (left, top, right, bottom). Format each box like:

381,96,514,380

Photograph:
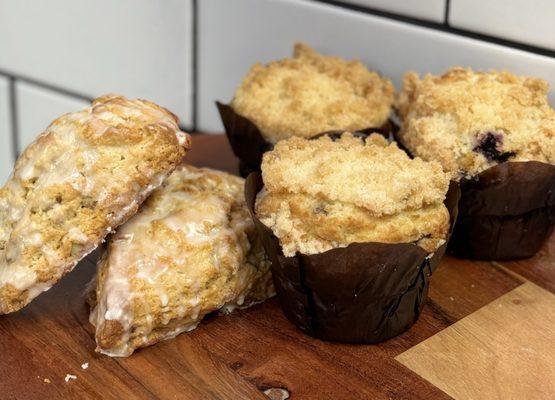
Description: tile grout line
308,0,555,58
444,0,451,26
191,0,199,132
0,70,195,136
0,68,93,103
8,77,19,159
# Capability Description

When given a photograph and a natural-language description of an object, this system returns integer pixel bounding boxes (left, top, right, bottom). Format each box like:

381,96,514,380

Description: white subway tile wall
0,0,552,164
0,0,193,125
0,76,13,184
15,82,90,153
198,0,555,131
340,0,446,22
450,0,555,51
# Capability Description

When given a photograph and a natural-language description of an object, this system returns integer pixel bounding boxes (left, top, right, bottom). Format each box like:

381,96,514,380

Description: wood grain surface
397,282,555,400
0,134,553,400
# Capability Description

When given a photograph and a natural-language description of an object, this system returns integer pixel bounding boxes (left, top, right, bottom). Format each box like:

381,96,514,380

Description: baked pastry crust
396,67,555,179
90,166,274,357
231,43,394,143
0,95,191,314
256,133,450,256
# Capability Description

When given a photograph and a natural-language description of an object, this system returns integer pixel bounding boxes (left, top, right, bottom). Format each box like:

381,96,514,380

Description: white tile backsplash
450,0,555,51
15,82,89,152
0,0,553,136
0,76,13,184
0,0,193,126
340,0,446,22
198,0,555,132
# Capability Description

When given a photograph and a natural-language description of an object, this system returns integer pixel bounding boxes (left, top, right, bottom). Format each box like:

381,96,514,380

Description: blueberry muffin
256,133,450,255
396,68,555,259
247,132,457,343
219,43,395,176
0,95,191,314
90,166,274,357
396,67,555,180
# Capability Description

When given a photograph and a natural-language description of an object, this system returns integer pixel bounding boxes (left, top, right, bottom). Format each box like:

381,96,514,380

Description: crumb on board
81,362,89,370
44,378,51,384
64,374,77,383
449,296,455,301
263,387,290,400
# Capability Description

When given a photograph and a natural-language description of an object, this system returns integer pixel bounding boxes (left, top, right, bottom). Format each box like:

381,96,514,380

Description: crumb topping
261,133,449,215
257,133,450,256
396,67,555,179
231,43,394,143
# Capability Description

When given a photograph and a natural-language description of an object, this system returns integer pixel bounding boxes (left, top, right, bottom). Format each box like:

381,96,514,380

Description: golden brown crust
90,166,274,357
256,191,449,255
261,133,449,216
256,133,450,256
0,95,191,314
396,67,555,179
231,43,394,143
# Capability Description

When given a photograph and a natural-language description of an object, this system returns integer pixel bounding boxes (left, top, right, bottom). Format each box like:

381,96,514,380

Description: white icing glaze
0,264,38,291
68,227,88,243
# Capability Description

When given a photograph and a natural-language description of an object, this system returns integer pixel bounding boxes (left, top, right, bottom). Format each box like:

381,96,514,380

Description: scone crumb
81,362,89,370
64,374,77,383
43,378,51,384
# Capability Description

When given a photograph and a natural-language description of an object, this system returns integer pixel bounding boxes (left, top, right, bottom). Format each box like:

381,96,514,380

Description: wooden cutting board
1,134,553,400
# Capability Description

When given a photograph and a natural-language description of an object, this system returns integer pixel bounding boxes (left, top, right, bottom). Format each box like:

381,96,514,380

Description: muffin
246,133,458,343
396,67,555,259
0,95,191,314
89,166,274,357
218,43,395,175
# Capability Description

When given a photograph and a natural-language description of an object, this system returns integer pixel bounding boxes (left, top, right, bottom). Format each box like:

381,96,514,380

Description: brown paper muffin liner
448,161,555,260
245,173,460,343
216,101,396,177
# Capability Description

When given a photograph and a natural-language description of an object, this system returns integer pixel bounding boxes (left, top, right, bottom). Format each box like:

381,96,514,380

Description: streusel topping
396,67,555,179
232,43,394,143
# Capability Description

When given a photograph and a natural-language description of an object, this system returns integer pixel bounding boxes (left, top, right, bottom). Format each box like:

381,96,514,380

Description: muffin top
261,133,448,215
231,43,394,143
256,133,450,256
396,67,555,179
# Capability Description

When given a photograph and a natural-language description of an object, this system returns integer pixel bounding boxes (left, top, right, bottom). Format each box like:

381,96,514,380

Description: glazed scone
396,67,555,179
256,133,451,256
89,166,274,357
231,43,394,143
0,95,191,314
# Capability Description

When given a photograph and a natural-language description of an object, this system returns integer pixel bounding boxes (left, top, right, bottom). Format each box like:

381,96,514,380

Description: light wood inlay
396,282,555,400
